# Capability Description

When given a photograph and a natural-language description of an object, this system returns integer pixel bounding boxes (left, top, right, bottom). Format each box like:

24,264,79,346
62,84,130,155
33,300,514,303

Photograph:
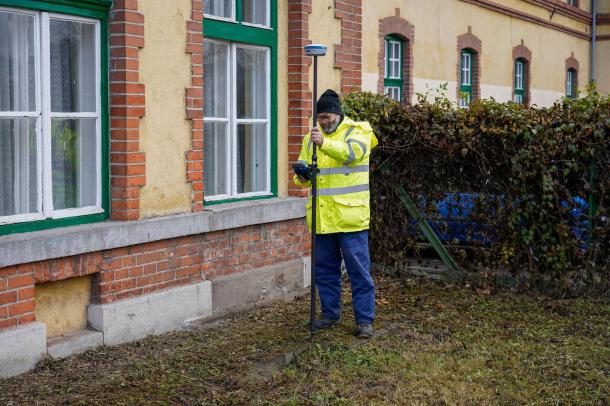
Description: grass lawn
1,273,608,405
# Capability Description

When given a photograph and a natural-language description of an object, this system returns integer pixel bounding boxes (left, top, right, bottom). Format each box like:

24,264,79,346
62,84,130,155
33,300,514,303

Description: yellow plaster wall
598,0,610,13
309,0,342,98
597,40,610,94
580,1,592,12
277,0,288,197
35,276,91,337
491,0,591,33
362,0,591,103
139,0,193,217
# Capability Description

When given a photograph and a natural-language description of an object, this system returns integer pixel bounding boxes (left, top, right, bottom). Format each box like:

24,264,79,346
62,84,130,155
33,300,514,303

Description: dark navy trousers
315,230,375,324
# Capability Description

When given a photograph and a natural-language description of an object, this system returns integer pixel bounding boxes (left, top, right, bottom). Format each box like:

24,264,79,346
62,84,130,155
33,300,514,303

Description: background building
0,0,607,377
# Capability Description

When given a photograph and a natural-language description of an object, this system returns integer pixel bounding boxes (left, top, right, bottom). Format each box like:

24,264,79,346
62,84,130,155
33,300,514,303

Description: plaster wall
277,0,288,197
491,0,591,32
138,0,193,217
599,0,610,13
309,0,343,97
35,276,92,337
596,40,610,94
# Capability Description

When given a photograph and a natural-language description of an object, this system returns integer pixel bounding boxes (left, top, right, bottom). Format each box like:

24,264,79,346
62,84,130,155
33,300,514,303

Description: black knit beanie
316,89,342,115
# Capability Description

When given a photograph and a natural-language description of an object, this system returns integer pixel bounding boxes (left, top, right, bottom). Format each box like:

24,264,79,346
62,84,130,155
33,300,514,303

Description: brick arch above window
513,41,532,106
378,10,414,103
565,53,579,72
512,41,532,63
457,27,482,101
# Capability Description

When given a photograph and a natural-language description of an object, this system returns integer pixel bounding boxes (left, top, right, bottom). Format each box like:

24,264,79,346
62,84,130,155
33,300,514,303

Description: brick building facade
0,0,608,377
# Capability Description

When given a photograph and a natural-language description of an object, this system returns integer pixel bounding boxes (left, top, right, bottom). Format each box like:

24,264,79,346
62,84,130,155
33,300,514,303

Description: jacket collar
324,116,354,136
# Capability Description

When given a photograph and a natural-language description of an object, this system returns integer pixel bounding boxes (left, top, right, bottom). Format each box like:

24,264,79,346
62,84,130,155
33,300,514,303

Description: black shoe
313,317,340,330
356,323,373,338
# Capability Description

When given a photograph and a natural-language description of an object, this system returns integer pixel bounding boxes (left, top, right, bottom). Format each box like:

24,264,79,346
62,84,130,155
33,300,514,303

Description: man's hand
311,127,324,147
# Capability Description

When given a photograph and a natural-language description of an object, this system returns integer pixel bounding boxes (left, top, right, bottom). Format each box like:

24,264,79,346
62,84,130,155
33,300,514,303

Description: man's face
317,112,341,134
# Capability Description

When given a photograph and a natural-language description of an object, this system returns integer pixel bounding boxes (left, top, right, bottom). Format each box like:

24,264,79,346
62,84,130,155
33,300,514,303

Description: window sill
0,197,307,268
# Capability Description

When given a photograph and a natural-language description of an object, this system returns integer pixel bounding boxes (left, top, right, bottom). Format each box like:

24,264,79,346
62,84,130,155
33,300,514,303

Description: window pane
204,122,229,196
391,60,400,78
50,19,96,113
566,71,572,94
204,41,229,118
237,47,268,119
385,86,400,102
242,0,268,25
0,118,38,216
0,11,36,112
204,0,233,19
459,92,471,108
51,118,97,210
461,53,471,86
392,42,400,59
237,123,267,194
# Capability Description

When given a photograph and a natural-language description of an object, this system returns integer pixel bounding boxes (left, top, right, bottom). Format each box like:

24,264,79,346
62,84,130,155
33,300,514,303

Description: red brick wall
0,219,309,330
0,266,36,330
110,0,147,221
287,0,312,197
94,219,309,304
378,9,415,104
186,0,205,211
1,253,102,330
334,0,362,94
457,26,482,102
512,40,532,106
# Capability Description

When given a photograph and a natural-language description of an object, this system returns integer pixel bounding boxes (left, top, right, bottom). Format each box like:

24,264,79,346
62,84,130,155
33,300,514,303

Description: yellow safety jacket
294,116,378,234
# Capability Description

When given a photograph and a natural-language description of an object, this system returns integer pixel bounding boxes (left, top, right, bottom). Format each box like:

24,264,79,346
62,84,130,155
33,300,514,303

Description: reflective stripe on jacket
294,116,378,234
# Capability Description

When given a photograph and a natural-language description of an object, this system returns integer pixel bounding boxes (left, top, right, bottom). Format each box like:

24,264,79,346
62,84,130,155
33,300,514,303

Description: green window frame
0,0,110,236
203,0,277,205
459,49,473,108
384,35,403,102
566,68,577,98
514,58,526,104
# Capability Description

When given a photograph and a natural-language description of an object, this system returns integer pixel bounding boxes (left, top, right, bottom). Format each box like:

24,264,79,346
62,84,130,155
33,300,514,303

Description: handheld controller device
293,163,310,181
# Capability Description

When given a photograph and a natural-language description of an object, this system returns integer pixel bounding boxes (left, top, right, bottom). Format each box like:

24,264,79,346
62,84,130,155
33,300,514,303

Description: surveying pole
304,44,327,338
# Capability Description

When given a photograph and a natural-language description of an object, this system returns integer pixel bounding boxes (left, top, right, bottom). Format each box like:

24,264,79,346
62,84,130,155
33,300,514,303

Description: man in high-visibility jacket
294,89,378,339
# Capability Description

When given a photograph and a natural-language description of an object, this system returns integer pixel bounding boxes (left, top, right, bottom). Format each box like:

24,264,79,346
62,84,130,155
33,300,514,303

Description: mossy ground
1,273,608,405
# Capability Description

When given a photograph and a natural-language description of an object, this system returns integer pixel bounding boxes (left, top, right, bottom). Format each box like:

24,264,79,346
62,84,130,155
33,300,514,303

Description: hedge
342,85,610,298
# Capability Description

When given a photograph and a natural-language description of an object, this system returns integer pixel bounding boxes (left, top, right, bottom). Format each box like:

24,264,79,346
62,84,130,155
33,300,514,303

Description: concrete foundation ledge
47,329,104,359
0,322,46,378
211,257,309,316
87,281,212,346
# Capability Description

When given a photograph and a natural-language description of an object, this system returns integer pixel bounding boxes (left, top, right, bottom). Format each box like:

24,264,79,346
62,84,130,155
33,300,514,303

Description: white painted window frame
0,7,43,225
461,52,471,86
204,39,271,202
204,0,271,28
384,86,401,102
241,0,271,29
566,69,575,97
0,8,103,226
459,92,471,109
515,60,524,91
387,39,401,79
203,0,236,23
